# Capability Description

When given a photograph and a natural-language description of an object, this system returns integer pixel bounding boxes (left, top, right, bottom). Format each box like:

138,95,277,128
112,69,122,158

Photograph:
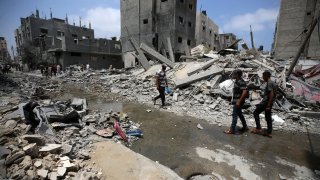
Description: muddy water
60,88,320,179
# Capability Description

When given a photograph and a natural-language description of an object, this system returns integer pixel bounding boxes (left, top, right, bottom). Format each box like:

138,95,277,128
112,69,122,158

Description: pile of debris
0,75,143,179
51,39,320,134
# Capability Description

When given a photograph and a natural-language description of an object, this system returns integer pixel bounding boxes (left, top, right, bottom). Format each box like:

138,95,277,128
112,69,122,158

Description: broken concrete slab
20,155,32,171
23,143,39,158
22,135,46,146
140,43,175,69
187,58,219,76
175,67,223,88
173,93,179,102
0,146,10,159
4,120,17,129
210,75,222,89
34,160,42,168
5,151,25,165
48,172,58,180
37,169,48,179
167,37,175,62
39,144,62,153
57,167,66,176
129,38,151,70
252,59,275,71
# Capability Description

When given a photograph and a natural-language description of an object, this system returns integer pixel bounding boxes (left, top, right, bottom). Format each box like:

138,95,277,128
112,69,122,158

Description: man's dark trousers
155,86,165,106
254,104,272,134
231,105,247,132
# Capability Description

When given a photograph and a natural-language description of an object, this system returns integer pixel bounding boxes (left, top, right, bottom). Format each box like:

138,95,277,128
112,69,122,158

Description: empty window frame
187,40,191,46
161,0,168,2
178,37,182,43
143,19,148,24
179,16,184,24
180,0,184,3
202,26,206,31
115,44,121,49
188,21,192,27
72,34,78,38
189,4,193,10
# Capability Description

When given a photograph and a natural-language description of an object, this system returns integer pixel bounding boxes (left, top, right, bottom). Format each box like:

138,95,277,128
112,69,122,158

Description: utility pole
11,46,15,60
286,10,320,78
250,25,255,49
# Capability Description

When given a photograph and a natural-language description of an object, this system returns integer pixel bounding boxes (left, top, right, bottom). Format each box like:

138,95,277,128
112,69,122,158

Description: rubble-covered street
1,50,320,179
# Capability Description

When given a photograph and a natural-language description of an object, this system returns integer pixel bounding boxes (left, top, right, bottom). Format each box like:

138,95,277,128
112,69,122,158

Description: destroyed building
195,11,220,51
14,9,123,69
218,33,238,50
0,37,10,62
121,0,197,67
272,0,320,60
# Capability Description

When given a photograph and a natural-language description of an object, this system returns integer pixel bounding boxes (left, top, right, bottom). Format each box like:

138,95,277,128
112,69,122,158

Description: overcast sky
0,0,280,56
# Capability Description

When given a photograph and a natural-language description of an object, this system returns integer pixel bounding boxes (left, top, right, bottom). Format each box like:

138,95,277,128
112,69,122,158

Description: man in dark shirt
224,70,248,134
153,64,168,108
252,70,276,138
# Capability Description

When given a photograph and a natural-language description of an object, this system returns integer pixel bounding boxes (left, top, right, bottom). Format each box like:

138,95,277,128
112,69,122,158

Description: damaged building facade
14,10,123,69
121,0,197,67
195,11,220,51
0,37,10,62
272,0,320,60
219,33,238,50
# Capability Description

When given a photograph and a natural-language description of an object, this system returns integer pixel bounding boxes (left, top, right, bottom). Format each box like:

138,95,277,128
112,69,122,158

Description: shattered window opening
179,16,184,24
161,0,168,2
178,37,182,43
189,4,193,10
188,21,192,27
143,19,148,24
187,39,191,46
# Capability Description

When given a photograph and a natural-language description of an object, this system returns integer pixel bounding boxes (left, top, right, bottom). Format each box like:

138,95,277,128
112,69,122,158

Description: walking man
153,64,168,108
224,70,249,134
251,70,276,138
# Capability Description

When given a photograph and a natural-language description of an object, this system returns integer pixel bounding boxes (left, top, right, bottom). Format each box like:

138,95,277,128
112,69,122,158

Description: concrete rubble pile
0,74,143,179
56,45,319,135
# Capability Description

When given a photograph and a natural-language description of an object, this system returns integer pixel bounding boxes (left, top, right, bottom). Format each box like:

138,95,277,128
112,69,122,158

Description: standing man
251,70,276,138
224,70,249,134
153,64,168,108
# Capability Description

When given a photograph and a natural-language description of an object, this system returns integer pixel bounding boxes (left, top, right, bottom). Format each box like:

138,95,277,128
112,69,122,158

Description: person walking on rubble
153,64,168,108
224,70,249,134
251,70,277,138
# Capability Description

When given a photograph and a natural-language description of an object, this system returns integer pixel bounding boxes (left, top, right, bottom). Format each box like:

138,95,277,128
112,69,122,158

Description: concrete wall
273,0,320,59
59,52,123,70
195,12,219,51
219,33,237,49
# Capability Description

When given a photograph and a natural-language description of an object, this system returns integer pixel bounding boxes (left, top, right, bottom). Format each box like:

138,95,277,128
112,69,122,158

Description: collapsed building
0,37,11,62
272,0,320,60
14,9,123,69
120,0,197,67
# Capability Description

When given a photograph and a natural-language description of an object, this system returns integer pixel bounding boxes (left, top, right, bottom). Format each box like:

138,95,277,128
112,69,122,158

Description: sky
0,0,280,57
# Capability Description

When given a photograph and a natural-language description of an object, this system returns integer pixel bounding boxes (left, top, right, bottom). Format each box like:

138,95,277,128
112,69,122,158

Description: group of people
152,64,276,138
0,64,12,74
40,64,61,77
224,70,276,138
